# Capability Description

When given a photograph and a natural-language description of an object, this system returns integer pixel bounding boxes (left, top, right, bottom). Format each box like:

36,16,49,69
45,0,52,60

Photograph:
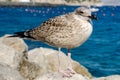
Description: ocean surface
0,6,120,77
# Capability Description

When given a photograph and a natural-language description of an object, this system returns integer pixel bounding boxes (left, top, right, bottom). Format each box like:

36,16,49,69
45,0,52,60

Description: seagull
9,6,97,77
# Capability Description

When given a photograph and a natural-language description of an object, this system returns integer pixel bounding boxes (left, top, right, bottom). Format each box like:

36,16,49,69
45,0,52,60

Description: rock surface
92,75,120,80
28,47,92,78
0,35,120,80
0,35,28,53
0,35,28,69
0,64,25,80
19,44,92,80
35,73,88,80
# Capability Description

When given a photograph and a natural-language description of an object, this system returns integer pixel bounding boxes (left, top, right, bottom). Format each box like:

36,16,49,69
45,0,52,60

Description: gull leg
57,48,72,77
58,48,61,72
67,49,76,74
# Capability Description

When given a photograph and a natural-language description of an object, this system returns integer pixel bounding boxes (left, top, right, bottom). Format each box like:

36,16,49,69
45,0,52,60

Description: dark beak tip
92,15,98,20
94,16,98,20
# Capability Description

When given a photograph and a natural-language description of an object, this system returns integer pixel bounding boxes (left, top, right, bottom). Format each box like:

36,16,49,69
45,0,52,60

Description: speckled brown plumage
25,8,93,49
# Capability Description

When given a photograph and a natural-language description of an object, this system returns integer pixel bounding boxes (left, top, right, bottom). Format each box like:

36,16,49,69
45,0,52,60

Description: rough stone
0,63,25,80
35,73,88,80
92,75,120,80
0,35,28,53
19,59,44,80
28,47,92,78
0,35,28,69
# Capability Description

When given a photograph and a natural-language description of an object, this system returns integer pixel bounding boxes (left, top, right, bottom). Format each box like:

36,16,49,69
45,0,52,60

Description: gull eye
79,11,84,14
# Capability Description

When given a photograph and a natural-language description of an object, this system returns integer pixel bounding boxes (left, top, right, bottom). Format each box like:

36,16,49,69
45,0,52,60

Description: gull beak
89,15,97,20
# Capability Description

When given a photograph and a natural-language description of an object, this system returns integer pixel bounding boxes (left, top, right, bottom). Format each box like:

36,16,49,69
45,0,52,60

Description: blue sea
0,6,120,77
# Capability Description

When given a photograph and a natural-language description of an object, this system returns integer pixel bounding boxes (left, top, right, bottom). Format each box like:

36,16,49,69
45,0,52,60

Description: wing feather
27,14,70,41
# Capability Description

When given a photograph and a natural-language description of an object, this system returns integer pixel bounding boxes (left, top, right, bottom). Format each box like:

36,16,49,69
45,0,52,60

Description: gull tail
9,31,35,40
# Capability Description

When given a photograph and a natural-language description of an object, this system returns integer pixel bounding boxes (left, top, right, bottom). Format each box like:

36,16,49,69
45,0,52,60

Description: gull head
75,6,97,21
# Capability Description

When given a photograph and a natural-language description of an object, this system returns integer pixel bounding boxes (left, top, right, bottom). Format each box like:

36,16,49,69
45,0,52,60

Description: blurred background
0,0,102,6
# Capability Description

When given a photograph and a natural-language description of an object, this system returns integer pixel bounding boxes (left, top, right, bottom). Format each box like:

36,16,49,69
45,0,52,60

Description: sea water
0,6,120,77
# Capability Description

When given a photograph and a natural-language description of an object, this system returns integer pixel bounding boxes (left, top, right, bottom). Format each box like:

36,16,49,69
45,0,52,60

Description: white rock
28,47,92,78
0,35,28,69
92,75,120,80
0,34,28,53
35,73,88,80
19,59,43,80
0,43,20,68
0,64,25,80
